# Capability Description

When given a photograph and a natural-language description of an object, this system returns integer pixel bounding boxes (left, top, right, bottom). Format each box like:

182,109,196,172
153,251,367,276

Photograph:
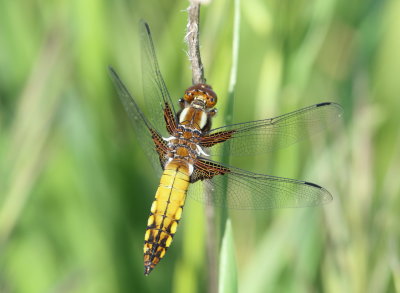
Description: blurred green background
1,0,400,292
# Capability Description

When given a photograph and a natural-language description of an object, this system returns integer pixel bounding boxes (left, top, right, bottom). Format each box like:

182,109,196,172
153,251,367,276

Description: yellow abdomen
143,160,190,275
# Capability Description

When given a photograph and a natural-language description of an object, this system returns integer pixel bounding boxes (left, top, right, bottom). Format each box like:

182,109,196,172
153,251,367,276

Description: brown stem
204,183,218,293
186,1,206,85
186,2,217,293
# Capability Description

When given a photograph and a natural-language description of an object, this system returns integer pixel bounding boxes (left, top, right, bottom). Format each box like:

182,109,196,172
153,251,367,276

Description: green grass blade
218,219,238,293
220,0,241,236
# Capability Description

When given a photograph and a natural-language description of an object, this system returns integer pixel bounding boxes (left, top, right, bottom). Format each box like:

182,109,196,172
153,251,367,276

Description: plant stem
220,0,240,236
186,2,217,293
186,1,206,85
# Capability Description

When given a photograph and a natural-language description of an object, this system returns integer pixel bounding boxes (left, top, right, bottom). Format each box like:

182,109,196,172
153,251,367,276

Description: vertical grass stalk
220,0,240,241
218,219,238,293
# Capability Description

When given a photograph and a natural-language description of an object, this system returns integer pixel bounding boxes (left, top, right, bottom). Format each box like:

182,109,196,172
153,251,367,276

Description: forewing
109,67,164,177
202,102,343,157
140,21,177,137
188,158,332,210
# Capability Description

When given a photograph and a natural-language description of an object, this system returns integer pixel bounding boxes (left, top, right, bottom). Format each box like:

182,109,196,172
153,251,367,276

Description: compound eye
206,96,217,108
184,91,194,102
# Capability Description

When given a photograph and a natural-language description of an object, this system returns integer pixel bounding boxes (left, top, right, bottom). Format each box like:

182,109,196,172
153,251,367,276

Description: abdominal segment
143,160,190,275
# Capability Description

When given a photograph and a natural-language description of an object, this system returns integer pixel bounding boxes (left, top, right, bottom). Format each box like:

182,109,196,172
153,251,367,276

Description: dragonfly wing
188,158,332,209
109,67,166,177
200,102,343,157
140,21,177,137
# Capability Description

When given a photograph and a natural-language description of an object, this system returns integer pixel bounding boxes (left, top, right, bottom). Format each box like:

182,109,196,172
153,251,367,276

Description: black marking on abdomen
153,168,177,245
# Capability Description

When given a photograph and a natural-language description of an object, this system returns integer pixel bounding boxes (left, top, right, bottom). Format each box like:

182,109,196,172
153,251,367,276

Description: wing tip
139,19,151,34
108,65,116,75
108,66,124,86
316,101,344,119
317,102,332,107
304,181,322,188
304,181,334,204
316,101,342,109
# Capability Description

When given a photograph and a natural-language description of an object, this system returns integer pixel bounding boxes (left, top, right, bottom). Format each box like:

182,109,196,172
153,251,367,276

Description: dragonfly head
183,84,218,109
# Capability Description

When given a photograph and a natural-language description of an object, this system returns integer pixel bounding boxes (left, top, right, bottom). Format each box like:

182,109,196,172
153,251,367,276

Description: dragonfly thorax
165,124,206,174
179,107,208,130
171,85,218,172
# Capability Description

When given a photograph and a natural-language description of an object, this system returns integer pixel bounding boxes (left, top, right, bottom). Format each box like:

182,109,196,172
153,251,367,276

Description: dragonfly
109,21,343,276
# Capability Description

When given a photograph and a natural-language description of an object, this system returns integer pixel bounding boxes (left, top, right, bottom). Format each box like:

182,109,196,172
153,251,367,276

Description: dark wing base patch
190,158,230,183
200,130,236,148
150,128,169,168
164,102,178,135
